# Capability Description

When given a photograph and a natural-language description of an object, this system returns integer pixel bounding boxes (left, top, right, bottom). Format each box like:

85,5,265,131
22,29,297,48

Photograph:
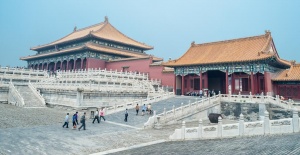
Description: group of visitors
62,108,106,131
135,103,152,116
92,108,106,124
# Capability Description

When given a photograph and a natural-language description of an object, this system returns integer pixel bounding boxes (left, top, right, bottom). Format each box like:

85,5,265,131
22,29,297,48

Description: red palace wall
105,58,174,87
87,58,106,69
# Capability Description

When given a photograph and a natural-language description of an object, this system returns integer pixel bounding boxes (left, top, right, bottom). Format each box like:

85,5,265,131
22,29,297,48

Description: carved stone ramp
15,85,45,107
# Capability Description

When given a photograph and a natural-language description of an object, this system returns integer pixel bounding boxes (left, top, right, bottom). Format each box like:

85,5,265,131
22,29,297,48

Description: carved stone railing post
172,105,175,118
198,119,203,139
181,121,186,140
249,92,252,101
218,116,222,138
261,92,264,103
238,92,241,100
264,110,270,135
293,109,299,133
239,113,244,136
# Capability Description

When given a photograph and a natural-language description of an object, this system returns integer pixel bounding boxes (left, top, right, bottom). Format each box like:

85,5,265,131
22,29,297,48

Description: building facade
164,31,300,100
21,17,174,87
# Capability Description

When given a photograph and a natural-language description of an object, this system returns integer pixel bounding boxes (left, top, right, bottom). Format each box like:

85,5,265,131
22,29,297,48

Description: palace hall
20,17,174,87
164,31,300,100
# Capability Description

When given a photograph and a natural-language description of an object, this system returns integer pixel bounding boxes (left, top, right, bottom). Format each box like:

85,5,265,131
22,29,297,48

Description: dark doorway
207,70,226,94
194,78,200,90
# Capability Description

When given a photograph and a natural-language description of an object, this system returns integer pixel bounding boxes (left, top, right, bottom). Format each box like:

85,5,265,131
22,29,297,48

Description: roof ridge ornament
104,16,108,23
191,41,195,47
265,30,271,35
291,60,296,66
73,26,77,32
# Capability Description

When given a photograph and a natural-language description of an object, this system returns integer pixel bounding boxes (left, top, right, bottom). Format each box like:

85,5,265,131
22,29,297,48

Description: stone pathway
110,133,300,155
0,96,196,155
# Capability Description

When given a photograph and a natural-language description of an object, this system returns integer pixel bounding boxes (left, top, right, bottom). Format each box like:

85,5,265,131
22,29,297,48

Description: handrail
28,82,46,105
8,82,25,106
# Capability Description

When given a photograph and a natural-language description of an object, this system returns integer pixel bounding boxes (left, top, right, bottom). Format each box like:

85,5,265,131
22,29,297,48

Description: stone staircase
15,86,45,107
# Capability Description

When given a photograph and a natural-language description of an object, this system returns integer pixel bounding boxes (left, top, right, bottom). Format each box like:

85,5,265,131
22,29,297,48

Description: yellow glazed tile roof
31,17,152,50
272,64,300,81
164,32,277,66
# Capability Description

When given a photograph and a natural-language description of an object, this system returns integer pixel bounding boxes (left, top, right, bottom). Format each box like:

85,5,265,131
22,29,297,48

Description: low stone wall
41,89,147,107
169,110,299,140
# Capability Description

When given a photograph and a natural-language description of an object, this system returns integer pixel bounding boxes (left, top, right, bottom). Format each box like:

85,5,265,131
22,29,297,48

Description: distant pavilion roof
272,64,300,81
30,17,153,51
164,31,290,67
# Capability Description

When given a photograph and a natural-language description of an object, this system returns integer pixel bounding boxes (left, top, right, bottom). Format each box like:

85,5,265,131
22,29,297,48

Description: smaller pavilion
164,31,292,97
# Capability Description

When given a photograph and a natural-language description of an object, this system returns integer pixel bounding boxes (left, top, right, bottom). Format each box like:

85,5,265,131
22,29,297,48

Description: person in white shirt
199,89,203,98
62,113,69,128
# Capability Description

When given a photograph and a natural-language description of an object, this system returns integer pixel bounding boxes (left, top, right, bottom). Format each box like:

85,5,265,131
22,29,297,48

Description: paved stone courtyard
111,133,300,155
1,96,300,155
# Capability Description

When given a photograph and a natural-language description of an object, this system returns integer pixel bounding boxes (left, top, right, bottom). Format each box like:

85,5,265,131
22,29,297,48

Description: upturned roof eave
163,56,274,67
91,34,153,50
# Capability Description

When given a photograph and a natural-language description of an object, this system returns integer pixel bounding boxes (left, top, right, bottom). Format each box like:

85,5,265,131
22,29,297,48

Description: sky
0,0,300,67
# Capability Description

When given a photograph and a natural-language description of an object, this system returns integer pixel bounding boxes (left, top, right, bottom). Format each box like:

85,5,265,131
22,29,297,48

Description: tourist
62,113,69,128
75,111,79,125
72,114,77,129
135,104,139,115
92,109,99,124
199,89,203,98
99,108,106,122
124,109,128,122
147,104,152,115
78,112,86,131
142,104,147,116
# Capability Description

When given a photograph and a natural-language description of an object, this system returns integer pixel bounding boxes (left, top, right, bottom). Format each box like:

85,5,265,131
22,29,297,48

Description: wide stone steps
15,86,45,107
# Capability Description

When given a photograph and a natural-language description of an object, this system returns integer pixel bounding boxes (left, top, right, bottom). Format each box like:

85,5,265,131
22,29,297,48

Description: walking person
199,89,203,98
147,104,152,115
99,108,106,122
135,104,139,115
142,104,146,116
124,109,128,122
92,109,99,124
78,112,86,131
72,114,77,129
75,111,79,125
62,113,69,128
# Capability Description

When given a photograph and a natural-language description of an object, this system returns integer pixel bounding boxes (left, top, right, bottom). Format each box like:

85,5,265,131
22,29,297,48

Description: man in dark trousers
124,109,128,122
92,109,99,123
78,112,86,131
75,111,79,125
62,113,69,128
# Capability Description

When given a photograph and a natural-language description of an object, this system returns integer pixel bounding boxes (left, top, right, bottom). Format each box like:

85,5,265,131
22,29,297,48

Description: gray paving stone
110,133,300,155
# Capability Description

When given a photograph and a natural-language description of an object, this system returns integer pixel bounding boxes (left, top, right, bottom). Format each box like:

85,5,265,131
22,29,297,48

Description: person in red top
99,107,106,122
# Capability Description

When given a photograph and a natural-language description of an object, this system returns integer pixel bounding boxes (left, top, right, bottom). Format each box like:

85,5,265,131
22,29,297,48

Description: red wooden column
225,70,228,94
80,59,84,69
66,60,69,70
73,60,76,70
86,58,89,69
199,71,202,90
46,63,49,71
231,73,235,94
174,75,177,95
181,75,184,95
251,71,255,94
54,62,57,71
60,62,63,70
264,71,269,94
